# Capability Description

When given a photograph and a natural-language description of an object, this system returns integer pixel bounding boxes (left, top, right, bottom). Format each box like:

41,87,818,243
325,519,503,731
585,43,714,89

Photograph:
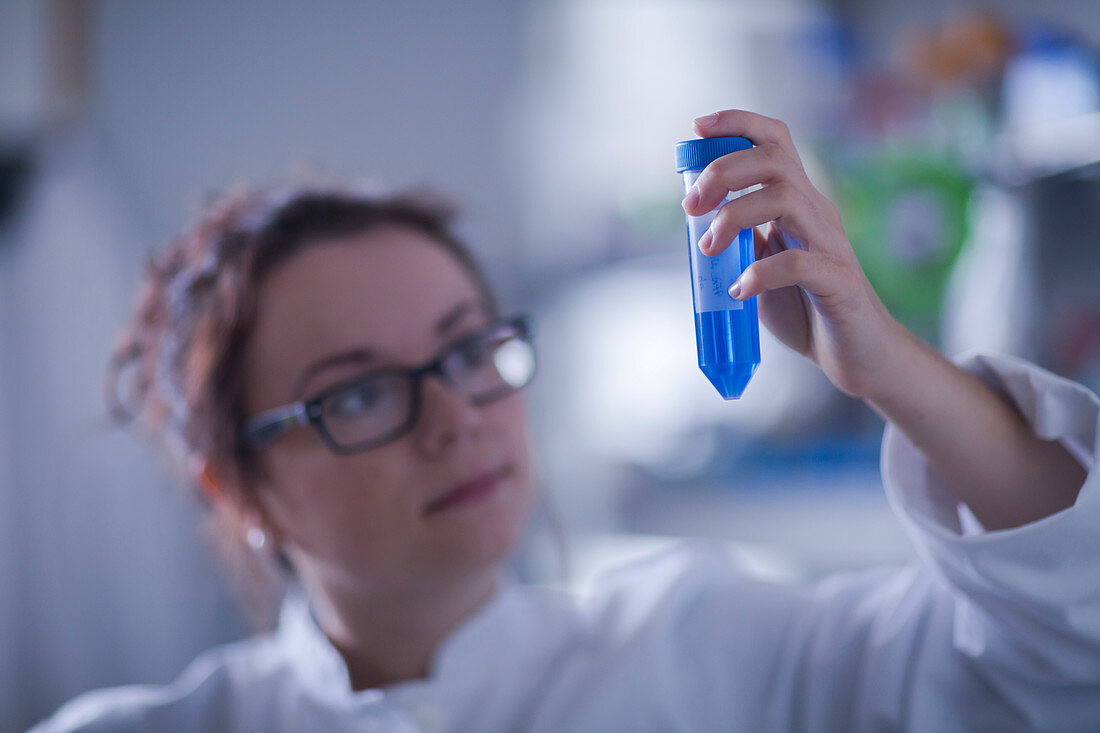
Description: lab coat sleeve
725,351,1100,732
880,350,1100,683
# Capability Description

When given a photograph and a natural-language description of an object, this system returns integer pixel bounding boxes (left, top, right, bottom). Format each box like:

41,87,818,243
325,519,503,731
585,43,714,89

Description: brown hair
104,180,500,624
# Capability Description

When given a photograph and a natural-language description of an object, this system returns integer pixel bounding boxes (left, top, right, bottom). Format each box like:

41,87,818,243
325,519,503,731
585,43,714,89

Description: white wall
91,0,530,307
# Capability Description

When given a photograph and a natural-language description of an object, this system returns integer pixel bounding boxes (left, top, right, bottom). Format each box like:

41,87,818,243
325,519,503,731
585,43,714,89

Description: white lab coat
31,352,1100,732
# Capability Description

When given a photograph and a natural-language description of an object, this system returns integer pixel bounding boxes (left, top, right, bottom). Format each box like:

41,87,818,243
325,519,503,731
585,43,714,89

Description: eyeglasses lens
318,323,534,450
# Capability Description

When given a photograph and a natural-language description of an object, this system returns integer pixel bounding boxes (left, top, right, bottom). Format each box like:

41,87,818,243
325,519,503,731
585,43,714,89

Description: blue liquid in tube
677,136,760,399
693,229,760,399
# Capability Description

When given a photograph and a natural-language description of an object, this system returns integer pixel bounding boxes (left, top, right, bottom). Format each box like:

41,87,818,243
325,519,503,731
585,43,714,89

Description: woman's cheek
262,451,390,553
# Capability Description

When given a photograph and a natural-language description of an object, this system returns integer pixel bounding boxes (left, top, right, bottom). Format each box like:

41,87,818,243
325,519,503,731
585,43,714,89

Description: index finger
693,109,801,164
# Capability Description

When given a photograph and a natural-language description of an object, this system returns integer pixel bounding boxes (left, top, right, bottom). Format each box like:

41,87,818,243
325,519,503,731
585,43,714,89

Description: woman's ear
192,457,279,539
195,457,226,503
192,456,251,510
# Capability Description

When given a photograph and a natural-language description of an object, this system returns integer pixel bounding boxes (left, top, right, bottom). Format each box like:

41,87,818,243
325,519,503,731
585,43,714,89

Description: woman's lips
424,465,510,516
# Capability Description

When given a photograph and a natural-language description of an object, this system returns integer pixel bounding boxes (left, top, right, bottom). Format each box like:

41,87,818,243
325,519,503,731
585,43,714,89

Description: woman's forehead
267,230,480,326
245,229,488,402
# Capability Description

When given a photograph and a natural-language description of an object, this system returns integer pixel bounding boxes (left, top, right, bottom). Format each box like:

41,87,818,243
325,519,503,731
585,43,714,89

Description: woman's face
239,225,538,593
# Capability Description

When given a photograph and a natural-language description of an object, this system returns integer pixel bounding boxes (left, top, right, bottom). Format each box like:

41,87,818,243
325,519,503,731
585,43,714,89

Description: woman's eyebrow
291,299,487,399
434,300,481,337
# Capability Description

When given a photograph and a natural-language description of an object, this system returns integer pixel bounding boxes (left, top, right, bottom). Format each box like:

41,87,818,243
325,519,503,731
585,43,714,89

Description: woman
34,110,1099,731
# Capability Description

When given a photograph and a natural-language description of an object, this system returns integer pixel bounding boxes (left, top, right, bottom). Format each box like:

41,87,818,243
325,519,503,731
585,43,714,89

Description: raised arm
683,109,1086,528
863,322,1085,529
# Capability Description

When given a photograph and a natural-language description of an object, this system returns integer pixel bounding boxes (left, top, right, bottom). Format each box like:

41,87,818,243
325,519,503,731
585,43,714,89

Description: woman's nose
414,373,487,453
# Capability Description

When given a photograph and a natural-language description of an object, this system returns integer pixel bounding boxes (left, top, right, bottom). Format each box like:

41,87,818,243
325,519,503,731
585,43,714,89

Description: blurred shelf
623,473,917,580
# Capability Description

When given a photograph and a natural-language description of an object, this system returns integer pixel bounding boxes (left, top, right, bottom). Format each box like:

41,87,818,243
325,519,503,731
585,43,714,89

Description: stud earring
246,524,268,551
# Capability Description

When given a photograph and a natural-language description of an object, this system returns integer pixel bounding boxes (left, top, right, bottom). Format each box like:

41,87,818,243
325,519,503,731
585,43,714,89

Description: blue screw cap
675,136,753,173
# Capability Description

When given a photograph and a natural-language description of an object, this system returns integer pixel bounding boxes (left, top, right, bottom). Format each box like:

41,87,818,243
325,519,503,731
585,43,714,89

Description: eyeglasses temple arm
240,402,310,449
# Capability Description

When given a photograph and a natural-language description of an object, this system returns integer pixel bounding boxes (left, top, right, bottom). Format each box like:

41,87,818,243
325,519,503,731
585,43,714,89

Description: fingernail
698,229,713,253
695,112,719,128
728,279,742,299
682,185,699,212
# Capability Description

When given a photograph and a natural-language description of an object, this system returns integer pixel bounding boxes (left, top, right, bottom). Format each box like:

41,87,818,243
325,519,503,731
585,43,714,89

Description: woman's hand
683,110,1086,529
682,109,901,400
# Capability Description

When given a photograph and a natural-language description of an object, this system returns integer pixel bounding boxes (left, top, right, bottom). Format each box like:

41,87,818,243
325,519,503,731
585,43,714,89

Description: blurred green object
839,149,973,333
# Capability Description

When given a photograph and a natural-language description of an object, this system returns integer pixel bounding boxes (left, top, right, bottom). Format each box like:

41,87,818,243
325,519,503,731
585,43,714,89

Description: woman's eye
329,382,383,417
457,337,495,367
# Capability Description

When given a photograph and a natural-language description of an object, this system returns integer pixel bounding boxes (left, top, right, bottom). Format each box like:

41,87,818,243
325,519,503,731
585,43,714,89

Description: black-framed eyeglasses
239,314,536,455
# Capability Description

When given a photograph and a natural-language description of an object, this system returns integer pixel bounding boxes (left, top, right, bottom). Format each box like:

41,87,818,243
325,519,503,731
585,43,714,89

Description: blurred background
2,0,1099,729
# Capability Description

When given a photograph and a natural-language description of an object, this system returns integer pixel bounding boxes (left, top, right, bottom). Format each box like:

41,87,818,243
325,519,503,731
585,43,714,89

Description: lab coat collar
273,570,561,711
